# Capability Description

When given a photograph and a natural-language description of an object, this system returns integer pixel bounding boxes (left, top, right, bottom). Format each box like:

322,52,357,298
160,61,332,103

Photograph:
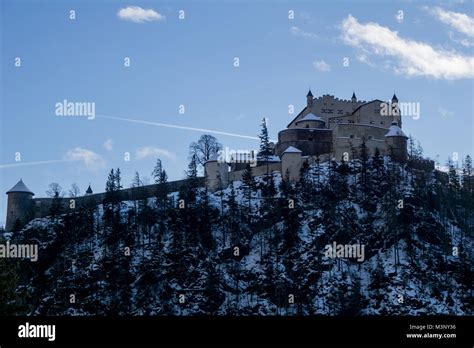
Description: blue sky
1,0,473,227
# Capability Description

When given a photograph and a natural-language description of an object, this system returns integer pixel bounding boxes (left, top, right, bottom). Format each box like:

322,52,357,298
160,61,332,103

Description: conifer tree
0,238,19,315
152,158,163,183
258,118,271,158
462,155,472,193
241,164,254,212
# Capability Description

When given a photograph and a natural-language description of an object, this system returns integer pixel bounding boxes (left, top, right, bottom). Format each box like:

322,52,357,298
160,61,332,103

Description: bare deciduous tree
189,134,222,167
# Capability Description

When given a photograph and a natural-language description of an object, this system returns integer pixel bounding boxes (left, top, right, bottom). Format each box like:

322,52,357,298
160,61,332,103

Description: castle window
305,125,309,128
381,121,385,125
349,134,355,139
308,137,313,141
368,135,373,140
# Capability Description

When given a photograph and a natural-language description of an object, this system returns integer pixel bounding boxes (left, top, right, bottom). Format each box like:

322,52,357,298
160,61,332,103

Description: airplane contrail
95,114,268,141
0,159,69,169
0,115,276,170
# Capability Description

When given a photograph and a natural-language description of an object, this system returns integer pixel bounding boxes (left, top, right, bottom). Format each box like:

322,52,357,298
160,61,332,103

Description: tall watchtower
5,179,34,231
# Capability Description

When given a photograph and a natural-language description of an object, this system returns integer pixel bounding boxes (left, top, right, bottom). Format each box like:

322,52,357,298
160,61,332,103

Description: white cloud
448,31,474,47
340,15,474,79
117,6,165,23
64,148,106,171
103,139,113,151
290,26,318,39
427,7,474,37
136,146,176,160
438,107,455,118
312,60,331,72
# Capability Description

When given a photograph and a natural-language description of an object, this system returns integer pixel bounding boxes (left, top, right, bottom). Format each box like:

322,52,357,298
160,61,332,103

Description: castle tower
85,184,93,195
351,91,357,110
391,93,401,128
391,92,402,127
385,121,408,162
204,154,229,192
351,91,357,103
391,93,398,104
306,89,313,108
5,179,35,231
281,146,303,181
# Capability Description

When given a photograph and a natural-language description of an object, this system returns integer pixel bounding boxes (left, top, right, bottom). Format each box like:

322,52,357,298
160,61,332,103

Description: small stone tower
385,121,408,162
204,155,229,192
281,146,303,181
306,89,313,108
5,179,34,231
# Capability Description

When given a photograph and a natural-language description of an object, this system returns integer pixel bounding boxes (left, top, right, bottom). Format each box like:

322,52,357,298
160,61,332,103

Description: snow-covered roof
6,179,34,195
297,112,325,123
283,146,302,154
385,121,407,138
257,155,280,162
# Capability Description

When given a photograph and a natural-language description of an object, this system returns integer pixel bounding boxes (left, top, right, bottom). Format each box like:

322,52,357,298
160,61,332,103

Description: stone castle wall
9,178,204,230
5,193,35,231
276,128,333,157
228,162,281,182
332,123,389,160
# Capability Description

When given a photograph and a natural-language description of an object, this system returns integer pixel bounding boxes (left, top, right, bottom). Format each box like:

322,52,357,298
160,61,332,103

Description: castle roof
385,121,407,138
351,99,385,115
352,91,356,99
298,112,325,122
257,154,280,162
283,146,302,154
307,89,313,97
6,179,34,195
85,185,93,194
392,93,398,102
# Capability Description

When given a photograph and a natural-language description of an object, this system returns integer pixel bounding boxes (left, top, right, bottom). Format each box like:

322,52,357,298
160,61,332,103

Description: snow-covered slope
3,158,472,316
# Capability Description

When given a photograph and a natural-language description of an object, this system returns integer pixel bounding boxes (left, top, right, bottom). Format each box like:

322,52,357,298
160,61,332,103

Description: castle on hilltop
204,90,407,190
5,90,408,231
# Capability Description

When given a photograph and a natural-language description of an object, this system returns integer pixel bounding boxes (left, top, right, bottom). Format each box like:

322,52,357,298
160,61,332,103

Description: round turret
5,179,35,231
295,112,326,129
204,154,229,192
385,121,408,162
